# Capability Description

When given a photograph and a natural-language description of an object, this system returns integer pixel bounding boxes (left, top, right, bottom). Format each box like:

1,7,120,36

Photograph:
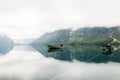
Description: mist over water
0,44,119,80
0,0,120,79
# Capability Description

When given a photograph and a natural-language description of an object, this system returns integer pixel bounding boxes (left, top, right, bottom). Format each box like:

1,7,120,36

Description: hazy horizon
0,0,120,40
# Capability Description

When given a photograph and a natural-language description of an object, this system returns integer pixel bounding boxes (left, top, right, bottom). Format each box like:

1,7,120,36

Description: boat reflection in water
101,44,120,55
48,48,63,52
101,44,113,55
32,44,120,63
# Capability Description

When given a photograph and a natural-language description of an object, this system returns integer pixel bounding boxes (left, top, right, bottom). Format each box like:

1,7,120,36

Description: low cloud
0,49,120,80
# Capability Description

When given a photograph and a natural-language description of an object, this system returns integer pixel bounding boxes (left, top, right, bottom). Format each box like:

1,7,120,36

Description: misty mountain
33,27,120,45
0,35,14,54
32,29,70,45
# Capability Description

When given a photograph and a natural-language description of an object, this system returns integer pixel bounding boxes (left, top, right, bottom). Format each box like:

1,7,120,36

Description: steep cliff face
33,27,120,45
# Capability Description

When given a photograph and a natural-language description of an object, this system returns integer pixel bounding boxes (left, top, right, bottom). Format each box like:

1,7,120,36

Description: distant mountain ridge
32,26,120,45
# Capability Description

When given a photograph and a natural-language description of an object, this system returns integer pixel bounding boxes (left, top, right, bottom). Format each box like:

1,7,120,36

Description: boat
48,44,64,49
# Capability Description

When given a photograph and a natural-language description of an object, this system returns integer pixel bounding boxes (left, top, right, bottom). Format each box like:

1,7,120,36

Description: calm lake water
0,44,120,80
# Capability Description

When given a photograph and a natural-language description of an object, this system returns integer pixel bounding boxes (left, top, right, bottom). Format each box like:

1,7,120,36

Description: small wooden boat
48,44,64,49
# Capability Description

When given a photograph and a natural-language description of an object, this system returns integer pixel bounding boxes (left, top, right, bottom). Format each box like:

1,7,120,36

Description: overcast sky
0,0,120,39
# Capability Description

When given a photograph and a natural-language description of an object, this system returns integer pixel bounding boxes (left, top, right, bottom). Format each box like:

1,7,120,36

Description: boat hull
48,45,63,49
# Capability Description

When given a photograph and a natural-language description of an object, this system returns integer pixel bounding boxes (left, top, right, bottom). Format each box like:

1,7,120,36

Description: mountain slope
33,29,70,45
0,35,14,54
33,27,120,45
68,27,116,45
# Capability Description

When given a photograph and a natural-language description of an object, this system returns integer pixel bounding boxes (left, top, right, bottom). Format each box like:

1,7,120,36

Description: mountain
69,27,112,45
0,35,14,54
33,26,120,45
32,29,70,45
108,27,120,45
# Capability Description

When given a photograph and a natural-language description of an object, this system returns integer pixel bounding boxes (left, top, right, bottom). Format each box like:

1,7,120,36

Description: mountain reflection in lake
0,45,120,80
33,45,120,63
0,43,14,55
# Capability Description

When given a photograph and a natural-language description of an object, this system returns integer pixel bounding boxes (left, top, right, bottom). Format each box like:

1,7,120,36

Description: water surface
0,44,120,80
